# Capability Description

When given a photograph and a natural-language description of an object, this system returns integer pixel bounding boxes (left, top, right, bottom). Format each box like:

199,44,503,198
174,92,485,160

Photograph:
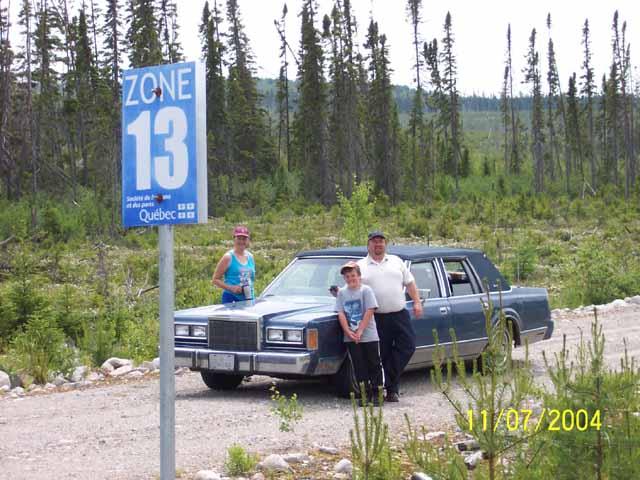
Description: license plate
209,353,235,371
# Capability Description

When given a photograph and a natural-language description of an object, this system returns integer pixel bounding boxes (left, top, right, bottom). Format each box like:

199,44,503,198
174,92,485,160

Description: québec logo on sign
121,61,207,228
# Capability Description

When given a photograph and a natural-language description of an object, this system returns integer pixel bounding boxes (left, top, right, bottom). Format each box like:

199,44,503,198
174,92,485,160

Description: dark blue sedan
174,246,553,396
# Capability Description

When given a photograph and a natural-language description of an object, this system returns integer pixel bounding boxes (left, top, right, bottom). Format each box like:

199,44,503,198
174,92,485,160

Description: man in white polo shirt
357,231,423,402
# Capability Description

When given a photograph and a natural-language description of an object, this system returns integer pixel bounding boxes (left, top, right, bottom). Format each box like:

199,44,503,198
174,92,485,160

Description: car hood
174,295,336,322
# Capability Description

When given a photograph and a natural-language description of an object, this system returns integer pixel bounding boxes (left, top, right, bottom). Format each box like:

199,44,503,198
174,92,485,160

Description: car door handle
439,306,449,315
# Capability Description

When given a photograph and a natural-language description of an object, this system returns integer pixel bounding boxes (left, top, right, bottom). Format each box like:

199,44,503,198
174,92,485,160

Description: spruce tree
406,0,424,195
524,28,545,193
292,0,328,202
158,0,183,64
0,2,17,199
224,0,273,179
506,25,520,174
275,3,291,170
200,0,227,209
441,12,461,189
126,0,162,68
365,20,399,201
580,19,597,190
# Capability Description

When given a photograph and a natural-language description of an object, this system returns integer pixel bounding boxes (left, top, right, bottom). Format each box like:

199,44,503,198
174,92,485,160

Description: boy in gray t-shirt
335,261,383,404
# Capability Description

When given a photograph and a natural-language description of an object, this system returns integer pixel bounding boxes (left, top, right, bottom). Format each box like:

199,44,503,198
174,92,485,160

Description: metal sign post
121,61,206,480
158,224,175,478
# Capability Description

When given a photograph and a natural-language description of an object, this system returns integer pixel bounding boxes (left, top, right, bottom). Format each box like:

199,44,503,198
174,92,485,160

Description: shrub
118,315,159,364
337,180,375,245
52,285,86,345
515,312,640,479
350,384,401,480
224,444,257,476
269,385,303,432
10,312,73,384
79,301,128,367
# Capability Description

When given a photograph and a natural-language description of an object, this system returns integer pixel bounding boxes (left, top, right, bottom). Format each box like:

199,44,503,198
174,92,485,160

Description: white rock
140,361,156,371
103,357,132,369
44,383,56,390
12,386,25,396
464,451,484,469
52,375,67,387
251,474,265,480
126,370,144,379
334,459,352,474
628,295,640,305
100,362,114,374
259,454,290,472
194,470,221,480
456,439,480,452
283,453,310,464
152,357,160,370
71,366,89,383
411,474,434,480
0,385,10,393
0,370,10,389
110,365,133,377
27,384,39,391
87,372,103,382
611,299,628,308
319,446,339,455
424,431,446,441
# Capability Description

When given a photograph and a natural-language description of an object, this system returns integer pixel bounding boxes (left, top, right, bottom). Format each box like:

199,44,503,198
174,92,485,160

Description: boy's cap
233,225,250,237
367,230,386,241
340,261,360,275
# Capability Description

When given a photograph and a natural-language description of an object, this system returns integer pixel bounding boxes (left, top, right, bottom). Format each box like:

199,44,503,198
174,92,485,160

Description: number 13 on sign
121,62,207,228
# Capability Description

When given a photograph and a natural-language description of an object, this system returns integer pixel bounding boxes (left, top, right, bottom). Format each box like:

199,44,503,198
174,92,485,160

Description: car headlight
267,328,284,341
175,325,190,336
285,330,303,343
191,325,207,337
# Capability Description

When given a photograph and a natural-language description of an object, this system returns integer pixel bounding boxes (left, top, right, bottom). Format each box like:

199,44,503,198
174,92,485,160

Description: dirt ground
1,305,639,480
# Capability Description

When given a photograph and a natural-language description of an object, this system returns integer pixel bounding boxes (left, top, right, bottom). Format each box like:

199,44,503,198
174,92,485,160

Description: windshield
262,257,361,298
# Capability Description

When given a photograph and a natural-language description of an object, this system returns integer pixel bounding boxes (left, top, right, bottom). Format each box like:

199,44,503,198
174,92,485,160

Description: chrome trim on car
175,347,321,375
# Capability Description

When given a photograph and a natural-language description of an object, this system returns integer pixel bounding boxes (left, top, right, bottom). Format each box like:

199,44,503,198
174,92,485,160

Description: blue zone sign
122,62,207,227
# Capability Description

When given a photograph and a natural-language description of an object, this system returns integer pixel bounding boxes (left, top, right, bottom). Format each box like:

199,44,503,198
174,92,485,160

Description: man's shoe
385,391,400,403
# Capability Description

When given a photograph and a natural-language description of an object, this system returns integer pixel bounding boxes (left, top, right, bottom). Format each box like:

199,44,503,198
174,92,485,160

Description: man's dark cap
367,230,386,241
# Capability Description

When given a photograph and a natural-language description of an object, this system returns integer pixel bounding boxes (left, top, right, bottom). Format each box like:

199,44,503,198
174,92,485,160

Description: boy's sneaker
385,391,400,403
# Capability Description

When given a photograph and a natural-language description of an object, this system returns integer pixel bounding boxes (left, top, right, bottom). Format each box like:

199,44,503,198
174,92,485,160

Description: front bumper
175,347,340,376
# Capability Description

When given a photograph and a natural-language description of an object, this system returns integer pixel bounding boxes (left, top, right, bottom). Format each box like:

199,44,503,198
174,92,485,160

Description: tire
200,371,244,390
331,356,359,398
479,319,514,374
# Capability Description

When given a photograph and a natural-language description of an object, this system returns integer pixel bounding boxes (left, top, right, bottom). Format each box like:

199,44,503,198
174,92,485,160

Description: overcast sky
7,0,638,95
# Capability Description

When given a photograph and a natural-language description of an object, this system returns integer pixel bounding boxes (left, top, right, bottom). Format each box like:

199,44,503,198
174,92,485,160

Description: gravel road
1,305,639,480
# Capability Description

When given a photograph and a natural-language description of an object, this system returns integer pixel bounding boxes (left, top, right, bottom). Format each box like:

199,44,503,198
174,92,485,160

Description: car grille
208,318,258,352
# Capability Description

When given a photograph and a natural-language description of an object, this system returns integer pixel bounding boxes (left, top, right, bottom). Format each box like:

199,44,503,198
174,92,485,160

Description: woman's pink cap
233,226,250,238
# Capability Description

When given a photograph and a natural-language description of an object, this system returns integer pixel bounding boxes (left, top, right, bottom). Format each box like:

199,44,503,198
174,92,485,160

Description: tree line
0,0,637,230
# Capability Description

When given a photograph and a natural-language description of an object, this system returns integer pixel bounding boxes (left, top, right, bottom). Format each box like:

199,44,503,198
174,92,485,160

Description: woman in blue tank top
212,225,256,303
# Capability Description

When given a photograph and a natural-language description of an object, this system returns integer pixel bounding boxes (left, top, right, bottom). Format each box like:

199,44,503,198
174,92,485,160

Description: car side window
443,259,481,296
410,261,441,298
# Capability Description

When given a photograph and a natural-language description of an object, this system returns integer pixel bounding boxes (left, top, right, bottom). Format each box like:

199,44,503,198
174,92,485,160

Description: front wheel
200,371,244,390
330,357,359,398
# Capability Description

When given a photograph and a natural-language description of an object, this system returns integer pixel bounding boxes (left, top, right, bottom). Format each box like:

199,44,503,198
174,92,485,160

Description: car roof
296,245,482,261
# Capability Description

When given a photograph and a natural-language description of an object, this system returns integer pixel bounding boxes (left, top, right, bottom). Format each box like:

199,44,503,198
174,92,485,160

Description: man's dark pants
375,310,416,395
346,341,383,398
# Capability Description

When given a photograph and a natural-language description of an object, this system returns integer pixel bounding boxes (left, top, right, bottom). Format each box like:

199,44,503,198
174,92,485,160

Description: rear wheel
479,320,514,373
200,371,244,390
331,357,359,398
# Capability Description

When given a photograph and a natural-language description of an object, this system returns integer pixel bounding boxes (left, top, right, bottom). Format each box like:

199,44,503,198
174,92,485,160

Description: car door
407,260,452,365
442,257,488,358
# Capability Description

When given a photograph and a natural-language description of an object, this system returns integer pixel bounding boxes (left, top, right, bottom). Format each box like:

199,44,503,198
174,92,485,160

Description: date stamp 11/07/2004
466,409,602,433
